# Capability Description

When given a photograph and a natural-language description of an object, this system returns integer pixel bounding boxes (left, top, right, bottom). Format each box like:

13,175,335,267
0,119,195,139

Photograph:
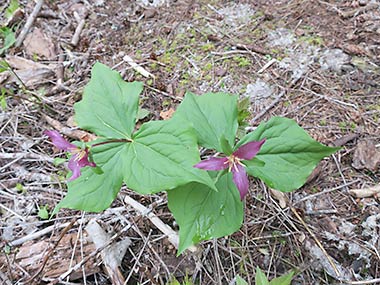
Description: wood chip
159,108,175,120
349,184,380,198
86,220,131,285
352,140,380,171
269,188,288,208
123,55,155,78
0,233,99,281
23,28,56,59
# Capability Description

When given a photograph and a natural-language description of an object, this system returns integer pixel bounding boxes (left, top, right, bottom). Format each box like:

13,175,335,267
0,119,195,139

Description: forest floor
0,0,380,284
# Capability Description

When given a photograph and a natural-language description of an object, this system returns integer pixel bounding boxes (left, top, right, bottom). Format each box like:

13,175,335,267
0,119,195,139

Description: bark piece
0,233,99,281
352,140,380,171
86,220,131,285
23,28,56,59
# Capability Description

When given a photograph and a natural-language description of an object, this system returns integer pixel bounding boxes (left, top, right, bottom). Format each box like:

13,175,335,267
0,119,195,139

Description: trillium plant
45,63,339,254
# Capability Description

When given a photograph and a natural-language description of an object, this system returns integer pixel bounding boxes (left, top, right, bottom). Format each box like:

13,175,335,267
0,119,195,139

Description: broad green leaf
237,117,340,192
269,271,294,285
54,118,215,213
127,118,216,193
236,275,248,285
167,173,243,254
175,92,238,152
74,63,143,139
54,142,125,213
0,27,16,55
220,135,233,155
255,267,270,285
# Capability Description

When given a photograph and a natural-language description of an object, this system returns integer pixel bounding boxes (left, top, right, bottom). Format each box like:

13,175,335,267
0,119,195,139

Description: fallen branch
70,11,87,47
123,55,155,78
8,221,74,247
42,113,96,142
0,152,53,162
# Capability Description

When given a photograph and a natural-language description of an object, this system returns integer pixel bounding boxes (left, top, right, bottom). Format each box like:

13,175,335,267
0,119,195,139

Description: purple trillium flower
44,130,96,181
194,139,266,200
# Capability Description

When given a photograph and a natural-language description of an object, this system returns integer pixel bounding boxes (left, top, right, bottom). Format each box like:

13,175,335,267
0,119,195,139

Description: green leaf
168,173,243,254
5,0,20,19
136,107,150,121
0,27,16,55
0,60,10,73
238,117,340,192
237,97,250,126
55,117,215,213
236,275,249,285
175,92,238,152
269,271,294,285
53,157,66,166
38,205,49,220
0,95,7,110
54,142,125,213
127,117,216,193
255,267,270,285
74,63,143,139
220,135,233,155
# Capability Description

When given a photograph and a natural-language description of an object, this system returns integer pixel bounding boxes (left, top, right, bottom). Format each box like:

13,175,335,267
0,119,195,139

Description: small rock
138,0,166,8
218,4,255,27
215,67,227,77
268,28,295,47
352,140,380,171
319,48,350,73
144,9,157,18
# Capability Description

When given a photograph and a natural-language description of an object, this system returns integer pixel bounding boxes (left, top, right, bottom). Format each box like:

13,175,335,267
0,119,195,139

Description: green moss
203,74,212,81
253,10,265,18
299,35,324,46
201,43,215,52
204,62,213,71
233,56,250,67
162,99,171,107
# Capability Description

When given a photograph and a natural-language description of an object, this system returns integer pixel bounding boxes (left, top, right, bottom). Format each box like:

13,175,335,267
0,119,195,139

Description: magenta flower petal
232,164,249,200
77,149,96,167
67,150,96,181
194,157,229,171
67,155,82,181
44,130,76,151
233,139,266,160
